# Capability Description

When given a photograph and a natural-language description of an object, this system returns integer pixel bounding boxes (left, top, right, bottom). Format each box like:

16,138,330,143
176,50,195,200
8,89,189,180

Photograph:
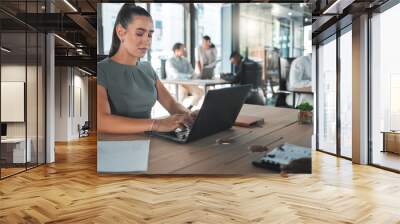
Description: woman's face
117,15,154,58
202,39,210,49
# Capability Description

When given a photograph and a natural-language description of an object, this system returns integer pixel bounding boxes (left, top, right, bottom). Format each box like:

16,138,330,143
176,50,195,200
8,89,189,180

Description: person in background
166,43,204,109
287,53,312,106
221,51,265,105
197,35,217,79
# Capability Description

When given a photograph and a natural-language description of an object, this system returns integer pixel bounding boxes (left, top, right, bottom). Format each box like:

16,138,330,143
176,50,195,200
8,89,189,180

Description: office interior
0,0,399,222
98,3,313,116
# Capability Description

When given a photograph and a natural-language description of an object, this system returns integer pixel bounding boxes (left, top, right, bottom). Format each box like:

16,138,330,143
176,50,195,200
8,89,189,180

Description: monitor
1,123,7,137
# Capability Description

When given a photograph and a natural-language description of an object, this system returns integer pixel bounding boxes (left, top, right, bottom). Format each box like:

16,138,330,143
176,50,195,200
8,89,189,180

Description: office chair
274,57,296,108
78,121,90,138
240,59,265,105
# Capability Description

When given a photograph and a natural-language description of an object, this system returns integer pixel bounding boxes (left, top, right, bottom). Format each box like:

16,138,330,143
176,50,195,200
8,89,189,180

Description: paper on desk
97,140,150,173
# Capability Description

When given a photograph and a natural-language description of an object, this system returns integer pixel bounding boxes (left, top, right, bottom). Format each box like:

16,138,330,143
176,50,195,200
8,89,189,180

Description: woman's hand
153,114,187,132
189,110,199,120
180,110,200,127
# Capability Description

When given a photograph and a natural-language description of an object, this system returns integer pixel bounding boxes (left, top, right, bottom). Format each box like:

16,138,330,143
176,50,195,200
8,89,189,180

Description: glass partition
317,36,337,155
0,0,46,179
371,3,400,171
339,28,352,158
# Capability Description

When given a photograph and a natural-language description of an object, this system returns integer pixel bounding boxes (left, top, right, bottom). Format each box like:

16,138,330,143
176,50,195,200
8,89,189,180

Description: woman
97,4,194,134
196,35,217,79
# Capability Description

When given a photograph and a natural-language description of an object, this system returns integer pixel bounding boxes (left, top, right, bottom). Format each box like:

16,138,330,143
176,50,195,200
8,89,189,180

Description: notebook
97,140,150,173
234,115,264,127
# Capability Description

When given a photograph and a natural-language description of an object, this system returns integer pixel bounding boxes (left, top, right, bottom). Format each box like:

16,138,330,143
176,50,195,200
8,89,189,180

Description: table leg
382,133,386,152
293,92,296,108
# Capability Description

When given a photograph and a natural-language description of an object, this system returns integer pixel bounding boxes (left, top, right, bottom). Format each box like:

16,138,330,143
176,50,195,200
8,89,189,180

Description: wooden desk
1,138,32,165
161,79,231,101
288,87,313,108
381,131,400,154
98,105,312,174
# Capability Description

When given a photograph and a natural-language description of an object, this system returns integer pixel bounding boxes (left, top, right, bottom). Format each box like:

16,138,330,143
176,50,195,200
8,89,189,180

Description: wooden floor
1,135,400,223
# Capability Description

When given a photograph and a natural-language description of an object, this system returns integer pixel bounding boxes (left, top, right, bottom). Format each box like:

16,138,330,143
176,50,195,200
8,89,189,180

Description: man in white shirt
287,53,313,106
166,43,204,109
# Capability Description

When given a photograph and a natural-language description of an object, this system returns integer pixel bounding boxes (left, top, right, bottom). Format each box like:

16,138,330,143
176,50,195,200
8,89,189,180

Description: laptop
151,84,251,143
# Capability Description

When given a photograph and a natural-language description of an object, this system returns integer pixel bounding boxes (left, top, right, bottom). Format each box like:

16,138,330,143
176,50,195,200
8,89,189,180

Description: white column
312,45,317,150
352,14,369,164
46,32,55,163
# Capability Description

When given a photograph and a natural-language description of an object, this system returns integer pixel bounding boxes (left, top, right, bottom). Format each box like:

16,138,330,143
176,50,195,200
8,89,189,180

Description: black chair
78,121,90,138
240,59,265,105
274,57,296,108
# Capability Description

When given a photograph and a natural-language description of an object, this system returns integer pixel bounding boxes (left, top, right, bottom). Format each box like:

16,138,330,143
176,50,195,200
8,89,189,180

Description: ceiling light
1,47,11,53
288,12,293,16
63,0,78,12
78,67,92,76
54,34,75,48
322,0,352,15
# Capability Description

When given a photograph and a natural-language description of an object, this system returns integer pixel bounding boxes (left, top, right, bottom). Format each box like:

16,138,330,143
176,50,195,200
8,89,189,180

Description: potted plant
296,102,313,124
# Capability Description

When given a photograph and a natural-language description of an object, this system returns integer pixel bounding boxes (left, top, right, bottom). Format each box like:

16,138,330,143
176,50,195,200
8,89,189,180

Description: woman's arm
156,80,190,115
97,85,185,134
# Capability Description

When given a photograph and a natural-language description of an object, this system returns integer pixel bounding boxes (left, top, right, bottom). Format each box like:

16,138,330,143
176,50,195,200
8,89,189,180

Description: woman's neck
111,48,138,66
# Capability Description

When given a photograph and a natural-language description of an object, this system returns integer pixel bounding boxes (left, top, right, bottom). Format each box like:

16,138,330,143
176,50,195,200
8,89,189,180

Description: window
195,3,222,75
150,3,184,76
317,37,337,154
371,3,400,171
339,28,352,158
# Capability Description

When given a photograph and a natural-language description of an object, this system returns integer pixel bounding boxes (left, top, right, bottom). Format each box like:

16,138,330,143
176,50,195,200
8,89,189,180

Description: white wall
54,67,89,141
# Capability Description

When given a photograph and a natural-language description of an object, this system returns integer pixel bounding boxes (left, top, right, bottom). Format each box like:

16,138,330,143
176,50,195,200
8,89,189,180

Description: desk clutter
252,143,311,173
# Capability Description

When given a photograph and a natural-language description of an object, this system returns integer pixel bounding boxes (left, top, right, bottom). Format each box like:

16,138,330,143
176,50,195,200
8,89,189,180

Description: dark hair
109,4,152,57
202,35,215,48
230,51,242,60
172,42,184,52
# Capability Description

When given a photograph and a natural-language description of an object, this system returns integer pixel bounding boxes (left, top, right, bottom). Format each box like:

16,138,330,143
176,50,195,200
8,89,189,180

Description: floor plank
0,135,400,223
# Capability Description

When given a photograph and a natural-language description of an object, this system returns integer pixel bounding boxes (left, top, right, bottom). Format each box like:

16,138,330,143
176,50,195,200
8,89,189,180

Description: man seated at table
220,51,265,105
166,43,204,110
287,53,313,107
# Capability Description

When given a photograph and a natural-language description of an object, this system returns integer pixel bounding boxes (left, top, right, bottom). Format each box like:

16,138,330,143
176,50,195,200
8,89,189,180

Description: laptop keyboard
174,127,191,140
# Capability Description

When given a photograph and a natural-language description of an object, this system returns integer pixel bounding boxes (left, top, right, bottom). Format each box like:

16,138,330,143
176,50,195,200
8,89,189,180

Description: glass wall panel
1,1,46,179
1,7,28,177
339,29,352,158
195,3,222,76
371,3,400,171
38,33,45,165
27,31,38,169
317,37,337,154
238,3,311,104
150,3,184,76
